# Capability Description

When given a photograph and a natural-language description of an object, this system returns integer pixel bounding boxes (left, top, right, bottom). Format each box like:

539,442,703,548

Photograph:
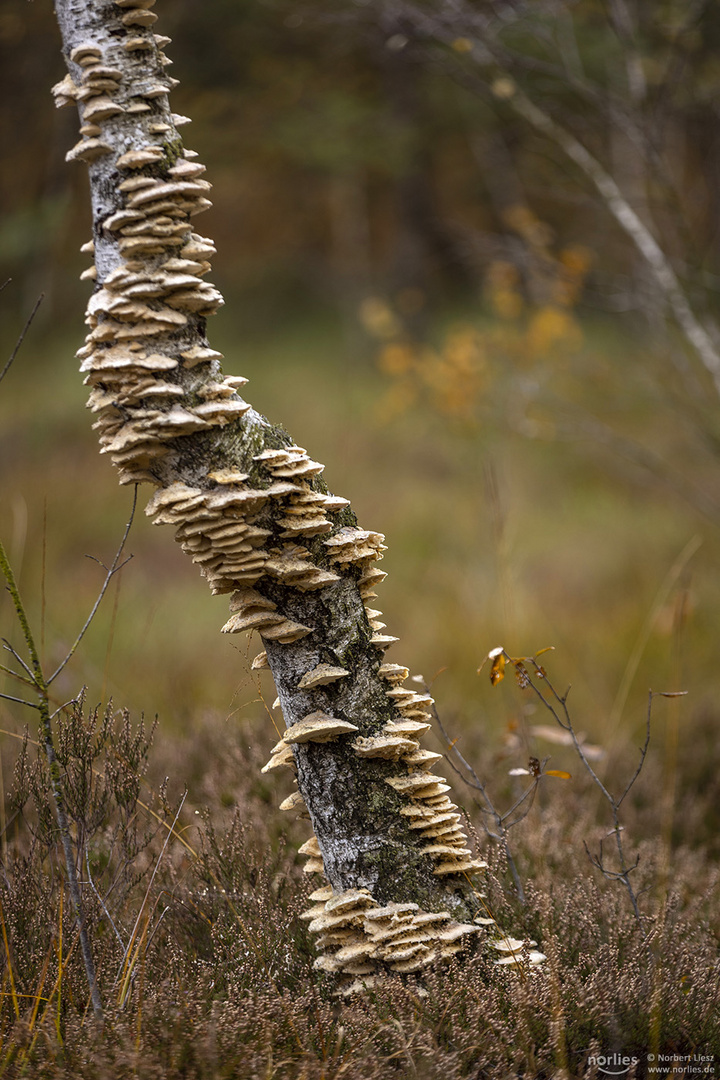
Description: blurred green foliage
1,0,720,827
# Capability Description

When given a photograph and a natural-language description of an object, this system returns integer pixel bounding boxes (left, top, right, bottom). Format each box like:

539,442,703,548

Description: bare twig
0,294,44,388
493,648,671,924
85,845,125,950
47,487,137,686
0,691,38,709
388,1,720,394
0,661,36,688
2,640,37,683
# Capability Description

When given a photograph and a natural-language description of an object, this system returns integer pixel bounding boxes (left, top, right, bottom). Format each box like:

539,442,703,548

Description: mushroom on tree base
50,0,540,986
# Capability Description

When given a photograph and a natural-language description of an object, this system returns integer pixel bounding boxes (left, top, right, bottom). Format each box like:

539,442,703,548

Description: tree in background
343,0,720,539
361,0,720,380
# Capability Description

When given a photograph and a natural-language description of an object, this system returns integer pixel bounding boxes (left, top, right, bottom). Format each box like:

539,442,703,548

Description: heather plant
1,352,718,1077
0,507,718,1077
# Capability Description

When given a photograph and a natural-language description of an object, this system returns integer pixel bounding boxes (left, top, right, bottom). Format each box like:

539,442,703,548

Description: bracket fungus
352,735,419,760
297,664,350,690
50,0,541,992
279,789,309,816
260,742,296,774
282,712,359,745
298,890,482,990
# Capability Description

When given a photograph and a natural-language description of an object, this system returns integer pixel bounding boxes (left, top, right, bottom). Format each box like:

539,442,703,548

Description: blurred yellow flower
377,342,415,376
527,306,582,357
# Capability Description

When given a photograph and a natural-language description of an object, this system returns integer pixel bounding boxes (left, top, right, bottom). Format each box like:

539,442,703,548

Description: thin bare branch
0,294,44,388
0,538,104,1022
115,791,187,989
85,845,125,950
509,650,646,923
47,487,137,687
0,691,38,709
2,640,37,685
426,682,526,902
499,778,540,828
50,696,83,722
616,691,653,810
0,661,36,689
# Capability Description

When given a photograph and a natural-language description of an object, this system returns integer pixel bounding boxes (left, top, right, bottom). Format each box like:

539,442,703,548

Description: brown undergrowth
0,696,717,1079
1,296,718,1075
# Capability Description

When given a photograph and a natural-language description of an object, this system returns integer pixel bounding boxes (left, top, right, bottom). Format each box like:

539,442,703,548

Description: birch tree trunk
51,0,489,990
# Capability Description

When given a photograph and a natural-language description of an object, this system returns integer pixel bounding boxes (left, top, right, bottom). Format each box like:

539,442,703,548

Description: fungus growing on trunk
50,0,539,989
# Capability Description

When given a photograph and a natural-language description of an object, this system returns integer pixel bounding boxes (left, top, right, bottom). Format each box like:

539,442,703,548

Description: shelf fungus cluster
354,670,489,880
142,449,355,597
52,4,235,488
256,650,495,985
54,0,512,991
300,888,480,995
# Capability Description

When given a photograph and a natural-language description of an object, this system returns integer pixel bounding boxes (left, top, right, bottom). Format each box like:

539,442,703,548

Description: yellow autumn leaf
490,652,506,686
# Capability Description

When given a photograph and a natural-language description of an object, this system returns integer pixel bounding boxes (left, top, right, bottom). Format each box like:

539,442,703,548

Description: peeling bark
51,0,499,989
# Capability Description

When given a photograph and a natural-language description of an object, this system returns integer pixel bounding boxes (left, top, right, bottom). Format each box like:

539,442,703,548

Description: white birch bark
51,0,498,989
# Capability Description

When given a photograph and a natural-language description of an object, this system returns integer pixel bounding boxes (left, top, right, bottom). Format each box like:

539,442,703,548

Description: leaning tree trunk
51,0,490,991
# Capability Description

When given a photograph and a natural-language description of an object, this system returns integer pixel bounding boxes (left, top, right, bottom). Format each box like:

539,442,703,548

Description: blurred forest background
2,0,720,832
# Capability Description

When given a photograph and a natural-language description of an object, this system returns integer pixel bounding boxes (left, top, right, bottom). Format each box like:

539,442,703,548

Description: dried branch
501,86,720,395
47,486,137,686
0,293,44,389
487,646,673,925
385,0,720,393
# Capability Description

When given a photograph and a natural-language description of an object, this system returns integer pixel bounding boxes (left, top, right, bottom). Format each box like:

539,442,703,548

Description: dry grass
1,302,719,1075
0,692,715,1078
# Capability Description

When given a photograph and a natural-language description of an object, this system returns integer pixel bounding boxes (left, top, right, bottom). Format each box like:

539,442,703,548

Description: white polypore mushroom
370,634,400,649
298,836,322,858
406,811,461,831
65,137,113,163
260,742,296,774
297,664,350,690
432,857,488,876
352,735,419,760
82,95,124,123
260,620,314,643
385,774,451,796
282,712,359,744
401,748,443,768
383,718,432,736
378,663,409,683
278,790,307,814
